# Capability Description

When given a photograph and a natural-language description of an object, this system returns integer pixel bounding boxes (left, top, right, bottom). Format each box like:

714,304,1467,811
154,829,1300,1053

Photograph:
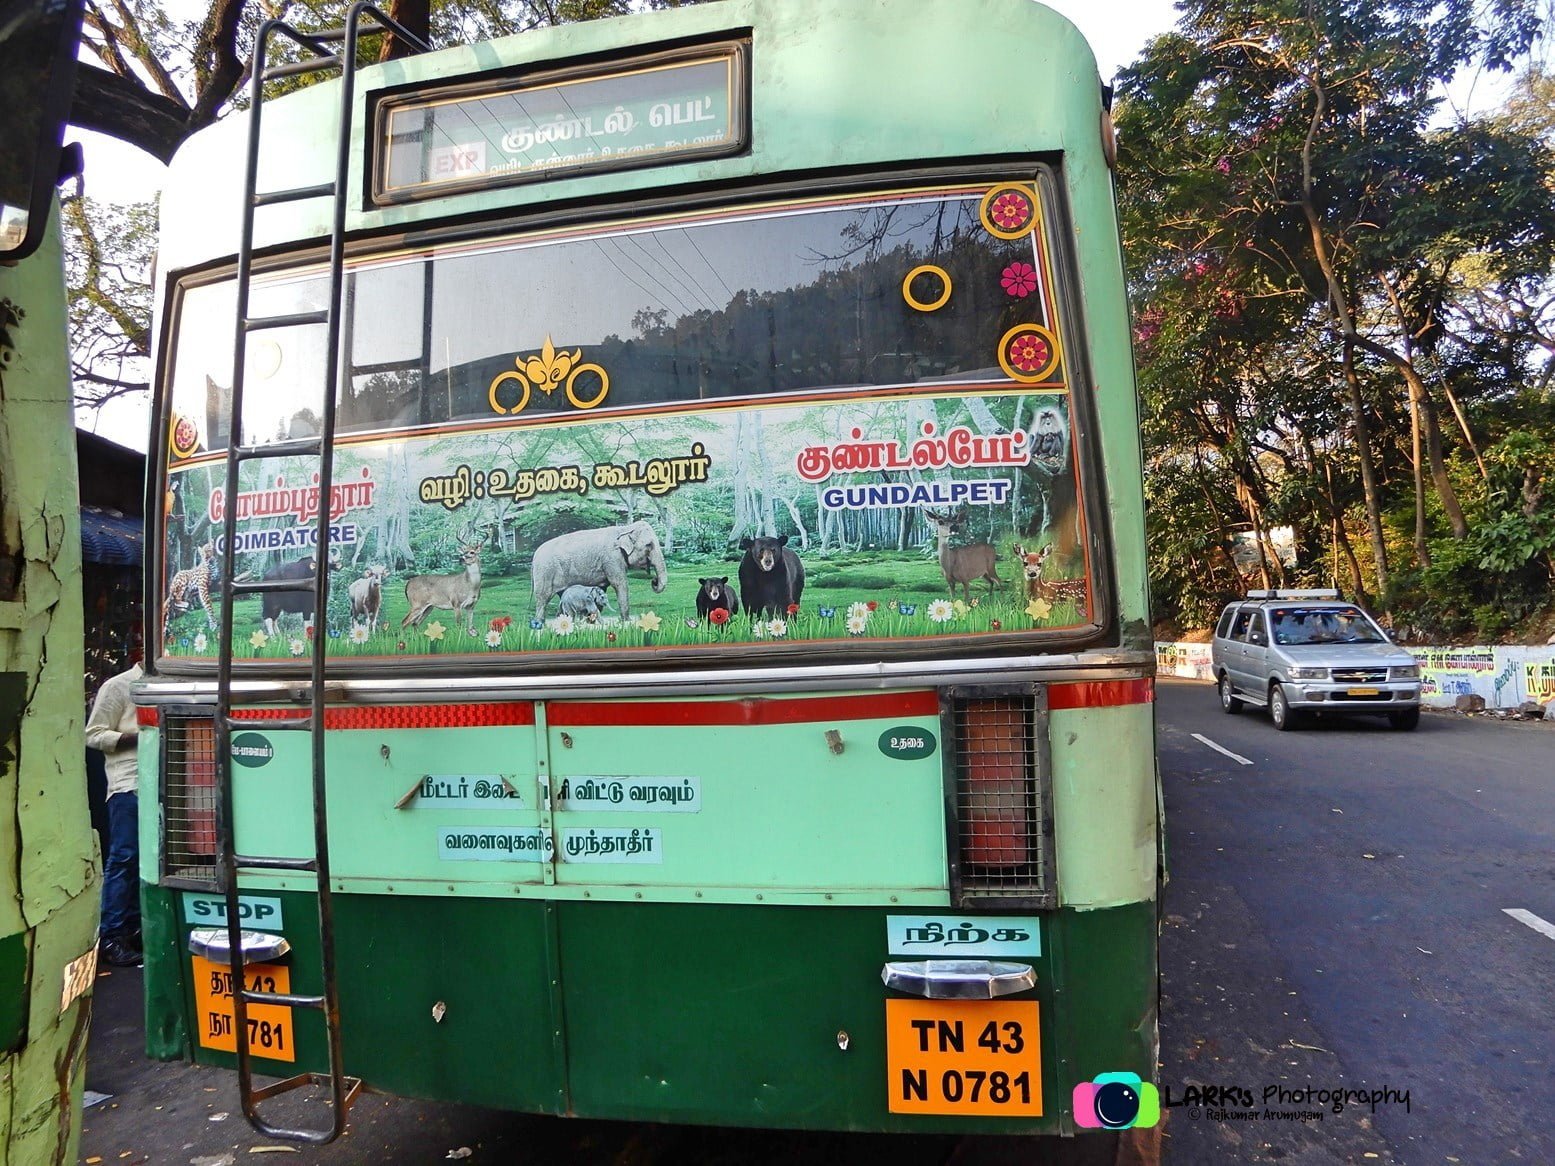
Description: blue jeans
100,791,140,940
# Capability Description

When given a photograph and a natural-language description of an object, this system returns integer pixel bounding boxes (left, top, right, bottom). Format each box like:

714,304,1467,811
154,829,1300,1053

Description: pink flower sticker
1007,333,1051,374
990,191,1033,231
1001,262,1037,298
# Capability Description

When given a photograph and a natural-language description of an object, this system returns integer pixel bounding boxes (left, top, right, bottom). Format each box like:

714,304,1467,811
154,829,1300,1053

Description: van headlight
1390,664,1420,680
1287,666,1328,680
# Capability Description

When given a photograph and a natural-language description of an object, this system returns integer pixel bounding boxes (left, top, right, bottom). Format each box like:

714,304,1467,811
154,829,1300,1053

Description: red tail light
163,712,219,886
950,693,1049,904
960,700,1032,866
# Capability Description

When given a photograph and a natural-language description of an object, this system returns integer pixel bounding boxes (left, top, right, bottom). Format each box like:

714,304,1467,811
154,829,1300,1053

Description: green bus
141,0,1160,1143
0,2,100,1161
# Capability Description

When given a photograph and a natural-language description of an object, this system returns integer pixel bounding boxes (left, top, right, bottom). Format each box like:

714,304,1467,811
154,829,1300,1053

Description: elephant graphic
530,520,668,620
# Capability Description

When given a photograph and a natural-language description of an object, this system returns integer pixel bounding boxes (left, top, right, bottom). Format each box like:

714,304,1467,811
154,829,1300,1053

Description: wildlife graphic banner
158,385,1092,661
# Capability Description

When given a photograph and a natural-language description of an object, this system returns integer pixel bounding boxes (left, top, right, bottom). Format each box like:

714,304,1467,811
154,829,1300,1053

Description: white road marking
1191,733,1254,766
1503,909,1555,943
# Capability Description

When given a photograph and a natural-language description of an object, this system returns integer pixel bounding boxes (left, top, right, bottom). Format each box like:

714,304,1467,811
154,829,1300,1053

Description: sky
65,0,1514,451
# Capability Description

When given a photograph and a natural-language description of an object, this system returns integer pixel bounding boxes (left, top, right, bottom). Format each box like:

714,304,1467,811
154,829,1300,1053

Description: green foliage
1119,0,1555,638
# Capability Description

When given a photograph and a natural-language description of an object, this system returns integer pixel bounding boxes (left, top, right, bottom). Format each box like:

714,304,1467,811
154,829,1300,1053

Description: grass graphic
162,551,1086,658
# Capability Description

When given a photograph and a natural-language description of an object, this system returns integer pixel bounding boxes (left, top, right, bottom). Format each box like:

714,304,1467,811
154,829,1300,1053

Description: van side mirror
0,0,84,261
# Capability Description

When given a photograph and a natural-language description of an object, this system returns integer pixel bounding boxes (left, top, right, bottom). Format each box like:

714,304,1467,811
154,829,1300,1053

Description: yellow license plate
1347,687,1381,696
885,999,1042,1116
192,955,296,1062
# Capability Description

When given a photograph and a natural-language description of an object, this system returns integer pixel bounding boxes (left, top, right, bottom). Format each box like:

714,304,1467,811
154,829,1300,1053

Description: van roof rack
1244,588,1341,600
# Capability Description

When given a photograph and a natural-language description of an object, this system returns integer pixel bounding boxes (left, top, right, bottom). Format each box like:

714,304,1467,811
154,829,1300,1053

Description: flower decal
846,612,869,635
928,599,956,623
847,601,871,621
980,184,1037,238
766,618,788,638
1025,597,1053,620
786,603,800,616
193,632,208,653
289,638,306,657
998,324,1061,383
634,612,662,634
710,608,731,626
486,630,502,648
1001,262,1037,298
952,599,970,618
1009,333,1049,373
349,625,370,645
425,620,446,642
249,630,268,650
549,614,576,637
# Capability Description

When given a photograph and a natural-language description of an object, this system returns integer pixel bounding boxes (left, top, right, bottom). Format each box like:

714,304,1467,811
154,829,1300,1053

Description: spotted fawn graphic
1014,543,1088,609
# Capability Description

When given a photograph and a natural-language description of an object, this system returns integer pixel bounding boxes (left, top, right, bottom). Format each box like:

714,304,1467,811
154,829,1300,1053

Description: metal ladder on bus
211,3,429,1144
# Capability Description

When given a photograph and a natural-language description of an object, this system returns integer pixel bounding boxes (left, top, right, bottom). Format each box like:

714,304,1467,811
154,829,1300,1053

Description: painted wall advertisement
1156,640,1555,710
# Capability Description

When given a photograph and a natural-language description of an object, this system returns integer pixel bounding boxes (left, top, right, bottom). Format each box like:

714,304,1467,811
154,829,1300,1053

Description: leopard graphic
164,541,218,630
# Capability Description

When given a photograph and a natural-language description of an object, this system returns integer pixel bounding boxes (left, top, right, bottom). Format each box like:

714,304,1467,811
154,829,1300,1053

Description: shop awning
80,507,143,566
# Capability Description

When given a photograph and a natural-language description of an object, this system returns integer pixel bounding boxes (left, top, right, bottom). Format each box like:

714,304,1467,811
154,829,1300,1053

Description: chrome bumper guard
188,927,291,966
881,959,1036,1000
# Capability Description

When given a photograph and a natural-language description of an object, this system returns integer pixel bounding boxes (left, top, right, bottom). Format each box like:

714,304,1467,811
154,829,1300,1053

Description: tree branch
69,63,191,162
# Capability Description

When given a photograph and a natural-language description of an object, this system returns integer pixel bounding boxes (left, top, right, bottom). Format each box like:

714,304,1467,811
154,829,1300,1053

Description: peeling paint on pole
0,203,99,1165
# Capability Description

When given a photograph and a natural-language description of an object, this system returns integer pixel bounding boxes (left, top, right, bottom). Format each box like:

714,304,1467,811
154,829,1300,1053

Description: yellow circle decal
997,324,1061,383
980,184,1039,240
488,369,532,416
565,363,610,410
901,265,953,313
169,412,201,460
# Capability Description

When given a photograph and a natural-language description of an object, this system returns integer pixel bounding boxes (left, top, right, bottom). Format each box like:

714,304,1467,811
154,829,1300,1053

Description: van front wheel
1389,708,1420,731
1270,683,1299,731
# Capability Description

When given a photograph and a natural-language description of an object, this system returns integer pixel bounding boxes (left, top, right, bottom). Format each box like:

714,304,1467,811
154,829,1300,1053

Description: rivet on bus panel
559,732,573,748
824,729,844,754
836,1031,850,1051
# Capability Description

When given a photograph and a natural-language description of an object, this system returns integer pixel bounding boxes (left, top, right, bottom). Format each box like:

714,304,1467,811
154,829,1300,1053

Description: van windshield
1270,606,1384,646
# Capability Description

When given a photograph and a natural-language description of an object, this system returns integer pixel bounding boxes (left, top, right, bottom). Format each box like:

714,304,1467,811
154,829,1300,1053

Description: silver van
1210,590,1421,731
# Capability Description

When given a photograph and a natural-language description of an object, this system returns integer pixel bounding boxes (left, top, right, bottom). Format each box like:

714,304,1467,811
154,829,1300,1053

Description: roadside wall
1154,642,1555,711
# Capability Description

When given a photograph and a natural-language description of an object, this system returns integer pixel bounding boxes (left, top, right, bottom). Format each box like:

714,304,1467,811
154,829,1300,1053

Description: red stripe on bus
548,691,940,727
228,704,535,729
1046,678,1154,710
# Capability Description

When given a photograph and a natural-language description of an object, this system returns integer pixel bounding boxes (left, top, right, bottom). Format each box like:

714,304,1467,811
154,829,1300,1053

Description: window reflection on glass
1271,607,1385,646
167,186,1061,456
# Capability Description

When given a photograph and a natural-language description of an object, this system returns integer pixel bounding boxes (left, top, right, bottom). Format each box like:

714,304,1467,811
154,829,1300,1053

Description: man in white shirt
85,658,143,967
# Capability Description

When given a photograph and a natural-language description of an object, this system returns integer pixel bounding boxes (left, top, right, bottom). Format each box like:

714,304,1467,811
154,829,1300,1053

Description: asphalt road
79,681,1554,1164
1156,678,1555,1165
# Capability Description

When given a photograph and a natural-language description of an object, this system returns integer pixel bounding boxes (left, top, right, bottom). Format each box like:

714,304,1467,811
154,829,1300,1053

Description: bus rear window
158,180,1101,664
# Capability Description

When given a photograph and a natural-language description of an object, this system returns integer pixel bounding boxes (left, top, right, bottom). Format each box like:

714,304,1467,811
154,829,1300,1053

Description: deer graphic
921,508,1002,603
1013,543,1088,608
402,525,489,636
